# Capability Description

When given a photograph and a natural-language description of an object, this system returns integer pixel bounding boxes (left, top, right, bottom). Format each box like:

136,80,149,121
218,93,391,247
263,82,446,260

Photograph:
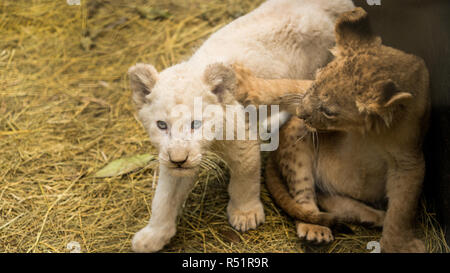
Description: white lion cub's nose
168,149,189,167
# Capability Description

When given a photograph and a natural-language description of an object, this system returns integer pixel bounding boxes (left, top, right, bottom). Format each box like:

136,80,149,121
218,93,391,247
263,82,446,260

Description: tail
264,156,338,227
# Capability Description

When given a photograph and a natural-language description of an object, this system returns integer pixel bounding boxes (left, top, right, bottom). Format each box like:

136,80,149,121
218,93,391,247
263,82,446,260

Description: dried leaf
219,229,242,244
94,154,156,178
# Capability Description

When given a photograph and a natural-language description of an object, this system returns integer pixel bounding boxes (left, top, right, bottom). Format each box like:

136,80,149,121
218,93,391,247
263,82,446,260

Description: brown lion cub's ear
376,80,413,108
357,80,413,114
128,63,158,110
360,79,413,126
335,7,379,51
203,63,237,103
375,80,413,127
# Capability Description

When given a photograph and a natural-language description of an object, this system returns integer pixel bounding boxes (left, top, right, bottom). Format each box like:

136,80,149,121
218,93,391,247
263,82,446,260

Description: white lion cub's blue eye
156,120,168,130
191,120,202,130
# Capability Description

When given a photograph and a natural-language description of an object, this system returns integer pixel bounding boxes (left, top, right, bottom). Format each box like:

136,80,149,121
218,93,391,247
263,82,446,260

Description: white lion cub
128,0,354,252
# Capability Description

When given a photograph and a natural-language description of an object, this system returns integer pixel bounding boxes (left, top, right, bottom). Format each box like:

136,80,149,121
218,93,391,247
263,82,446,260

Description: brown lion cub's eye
319,106,338,118
156,120,168,130
191,120,202,130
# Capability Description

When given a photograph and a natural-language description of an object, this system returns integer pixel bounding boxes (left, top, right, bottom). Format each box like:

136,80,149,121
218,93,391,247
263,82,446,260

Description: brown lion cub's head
291,8,429,133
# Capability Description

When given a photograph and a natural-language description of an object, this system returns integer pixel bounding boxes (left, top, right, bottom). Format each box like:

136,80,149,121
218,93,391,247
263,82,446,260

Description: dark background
354,0,450,243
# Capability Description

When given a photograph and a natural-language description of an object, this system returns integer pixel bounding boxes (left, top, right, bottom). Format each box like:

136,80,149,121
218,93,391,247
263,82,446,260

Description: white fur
131,0,355,252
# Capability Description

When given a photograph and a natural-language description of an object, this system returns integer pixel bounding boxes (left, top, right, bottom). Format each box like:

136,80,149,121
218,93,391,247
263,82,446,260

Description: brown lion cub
232,8,431,253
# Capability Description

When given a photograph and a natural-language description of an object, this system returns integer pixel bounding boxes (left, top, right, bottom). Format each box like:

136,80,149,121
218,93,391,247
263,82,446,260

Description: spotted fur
232,8,431,252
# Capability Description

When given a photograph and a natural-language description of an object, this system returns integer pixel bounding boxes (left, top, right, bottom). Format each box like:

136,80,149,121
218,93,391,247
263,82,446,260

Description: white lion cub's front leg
132,166,194,252
225,140,265,232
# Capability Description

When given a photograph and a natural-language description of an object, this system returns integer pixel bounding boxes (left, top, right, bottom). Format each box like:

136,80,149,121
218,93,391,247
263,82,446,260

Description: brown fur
232,8,431,252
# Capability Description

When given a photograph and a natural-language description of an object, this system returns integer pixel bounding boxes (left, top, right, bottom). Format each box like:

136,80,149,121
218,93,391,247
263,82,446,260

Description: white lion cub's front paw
131,226,175,253
227,200,265,232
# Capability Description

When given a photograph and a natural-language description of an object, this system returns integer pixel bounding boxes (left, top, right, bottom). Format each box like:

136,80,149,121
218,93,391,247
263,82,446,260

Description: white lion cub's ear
128,63,158,110
203,63,236,103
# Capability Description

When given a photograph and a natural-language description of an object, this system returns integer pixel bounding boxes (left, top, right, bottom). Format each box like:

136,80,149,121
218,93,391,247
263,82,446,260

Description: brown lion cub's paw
235,88,260,107
296,222,334,244
230,64,260,106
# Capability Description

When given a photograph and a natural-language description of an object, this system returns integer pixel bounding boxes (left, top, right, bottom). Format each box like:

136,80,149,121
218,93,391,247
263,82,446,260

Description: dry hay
0,0,448,253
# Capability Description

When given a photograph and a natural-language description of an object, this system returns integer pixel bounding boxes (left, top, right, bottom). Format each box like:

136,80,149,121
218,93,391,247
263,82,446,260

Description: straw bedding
0,0,448,253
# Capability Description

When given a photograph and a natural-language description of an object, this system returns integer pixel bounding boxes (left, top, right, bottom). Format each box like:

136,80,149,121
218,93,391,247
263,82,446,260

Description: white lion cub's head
128,62,237,177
